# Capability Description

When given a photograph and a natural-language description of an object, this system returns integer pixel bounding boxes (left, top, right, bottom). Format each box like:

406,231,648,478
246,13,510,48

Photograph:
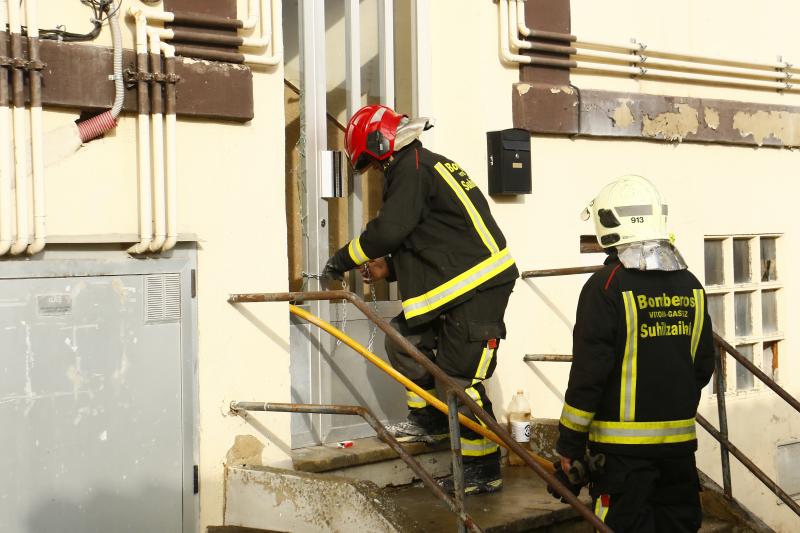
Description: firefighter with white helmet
323,105,518,495
552,175,716,532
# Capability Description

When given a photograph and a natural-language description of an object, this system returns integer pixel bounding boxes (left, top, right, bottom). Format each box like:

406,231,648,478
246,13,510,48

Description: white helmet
581,175,669,248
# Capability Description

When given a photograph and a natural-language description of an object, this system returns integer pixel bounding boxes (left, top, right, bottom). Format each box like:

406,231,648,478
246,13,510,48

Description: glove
321,257,345,290
547,460,586,503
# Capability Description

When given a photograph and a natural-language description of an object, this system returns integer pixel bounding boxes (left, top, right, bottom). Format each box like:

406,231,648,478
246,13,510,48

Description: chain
301,268,378,353
301,271,347,348
361,268,380,353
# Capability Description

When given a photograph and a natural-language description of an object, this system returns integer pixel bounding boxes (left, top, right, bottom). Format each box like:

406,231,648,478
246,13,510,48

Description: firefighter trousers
589,452,702,533
385,281,514,457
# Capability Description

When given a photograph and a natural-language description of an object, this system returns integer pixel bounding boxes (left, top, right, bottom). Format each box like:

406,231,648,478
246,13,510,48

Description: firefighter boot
388,406,449,443
439,451,503,495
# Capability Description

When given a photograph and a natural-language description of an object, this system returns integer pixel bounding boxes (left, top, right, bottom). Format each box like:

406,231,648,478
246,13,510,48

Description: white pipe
0,0,11,256
573,49,793,82
243,0,282,66
147,29,166,253
26,0,46,255
508,0,531,50
8,0,28,255
572,61,791,91
499,0,531,64
574,39,791,72
161,43,178,252
128,10,153,255
515,0,530,37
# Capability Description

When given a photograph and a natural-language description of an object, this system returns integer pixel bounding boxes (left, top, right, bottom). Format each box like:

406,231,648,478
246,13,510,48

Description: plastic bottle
507,390,532,466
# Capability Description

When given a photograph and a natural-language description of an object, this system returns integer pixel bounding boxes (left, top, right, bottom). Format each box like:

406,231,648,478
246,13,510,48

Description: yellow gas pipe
290,304,554,473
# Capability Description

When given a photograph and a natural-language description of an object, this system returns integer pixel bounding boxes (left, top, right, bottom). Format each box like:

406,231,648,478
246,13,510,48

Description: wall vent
145,274,182,323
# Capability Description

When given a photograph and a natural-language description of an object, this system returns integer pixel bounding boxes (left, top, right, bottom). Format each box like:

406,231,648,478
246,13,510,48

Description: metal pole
447,391,467,533
697,414,800,518
299,0,330,436
378,0,395,107
524,354,573,363
227,291,612,533
714,343,732,498
521,265,604,278
230,401,484,533
713,333,800,415
345,0,364,296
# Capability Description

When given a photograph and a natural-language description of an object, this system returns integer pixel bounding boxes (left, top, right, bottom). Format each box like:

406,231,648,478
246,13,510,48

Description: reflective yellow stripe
434,162,499,254
560,403,595,433
461,435,499,456
620,291,638,422
347,237,370,266
471,346,495,385
402,248,515,320
589,418,697,445
690,289,705,361
406,390,427,408
594,497,609,526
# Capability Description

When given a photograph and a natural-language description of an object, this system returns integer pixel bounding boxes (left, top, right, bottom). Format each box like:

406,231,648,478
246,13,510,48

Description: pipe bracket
124,68,154,85
151,72,181,85
0,56,11,67
9,58,46,71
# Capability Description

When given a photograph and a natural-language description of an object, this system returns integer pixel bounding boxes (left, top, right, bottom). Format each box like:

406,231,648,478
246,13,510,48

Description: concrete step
699,517,735,533
382,465,593,532
291,436,453,488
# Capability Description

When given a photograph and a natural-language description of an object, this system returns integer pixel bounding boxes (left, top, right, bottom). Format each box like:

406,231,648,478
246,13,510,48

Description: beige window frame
704,234,784,395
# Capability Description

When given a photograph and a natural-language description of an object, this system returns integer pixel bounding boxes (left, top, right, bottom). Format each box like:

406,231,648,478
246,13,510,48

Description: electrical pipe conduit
8,0,29,255
128,10,153,255
0,3,13,256
228,290,612,532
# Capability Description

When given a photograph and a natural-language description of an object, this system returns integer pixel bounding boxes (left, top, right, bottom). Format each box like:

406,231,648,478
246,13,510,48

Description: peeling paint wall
641,103,700,141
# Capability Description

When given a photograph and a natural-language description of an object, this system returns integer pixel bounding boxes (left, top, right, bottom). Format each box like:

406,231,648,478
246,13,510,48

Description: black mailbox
486,128,531,195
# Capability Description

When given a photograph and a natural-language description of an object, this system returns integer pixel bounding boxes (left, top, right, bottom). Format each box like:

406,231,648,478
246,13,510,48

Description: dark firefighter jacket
331,140,518,327
557,255,716,460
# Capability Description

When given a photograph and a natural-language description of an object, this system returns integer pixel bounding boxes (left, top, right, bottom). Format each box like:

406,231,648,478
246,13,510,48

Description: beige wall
428,1,800,531
32,2,291,529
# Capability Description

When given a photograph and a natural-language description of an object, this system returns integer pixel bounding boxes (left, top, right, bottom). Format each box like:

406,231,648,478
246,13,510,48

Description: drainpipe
0,3,12,256
161,43,178,252
147,28,166,252
128,10,153,255
8,0,28,255
26,0,46,255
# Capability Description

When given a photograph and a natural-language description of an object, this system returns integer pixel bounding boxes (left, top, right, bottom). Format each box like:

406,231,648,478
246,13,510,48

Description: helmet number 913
631,216,645,223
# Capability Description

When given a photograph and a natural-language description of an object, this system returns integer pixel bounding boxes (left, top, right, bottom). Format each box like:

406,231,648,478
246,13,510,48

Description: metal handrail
229,290,613,533
229,401,483,533
521,265,604,278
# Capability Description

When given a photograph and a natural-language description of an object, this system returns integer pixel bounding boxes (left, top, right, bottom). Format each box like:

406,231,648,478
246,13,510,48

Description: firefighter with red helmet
323,105,518,494
553,175,716,531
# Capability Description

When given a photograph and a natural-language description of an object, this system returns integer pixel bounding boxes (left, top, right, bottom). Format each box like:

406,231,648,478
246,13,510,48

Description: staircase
212,427,772,533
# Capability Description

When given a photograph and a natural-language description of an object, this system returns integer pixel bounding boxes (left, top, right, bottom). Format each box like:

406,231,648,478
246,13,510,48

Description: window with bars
704,235,783,392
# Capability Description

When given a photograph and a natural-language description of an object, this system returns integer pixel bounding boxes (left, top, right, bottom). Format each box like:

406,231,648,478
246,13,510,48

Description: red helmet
345,105,406,172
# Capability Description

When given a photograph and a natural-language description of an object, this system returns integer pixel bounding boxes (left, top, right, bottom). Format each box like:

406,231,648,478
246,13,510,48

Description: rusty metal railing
229,400,482,533
523,264,800,519
229,290,612,533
